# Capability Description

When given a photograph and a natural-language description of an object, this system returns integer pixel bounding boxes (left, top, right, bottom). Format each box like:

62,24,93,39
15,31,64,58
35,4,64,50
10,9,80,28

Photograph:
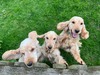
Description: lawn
0,0,100,66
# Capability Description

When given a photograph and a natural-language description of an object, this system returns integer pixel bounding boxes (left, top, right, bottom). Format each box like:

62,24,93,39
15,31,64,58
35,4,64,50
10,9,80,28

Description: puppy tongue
72,32,78,38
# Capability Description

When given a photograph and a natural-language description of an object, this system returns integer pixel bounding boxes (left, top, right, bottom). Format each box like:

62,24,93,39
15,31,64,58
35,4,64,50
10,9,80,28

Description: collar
66,27,71,35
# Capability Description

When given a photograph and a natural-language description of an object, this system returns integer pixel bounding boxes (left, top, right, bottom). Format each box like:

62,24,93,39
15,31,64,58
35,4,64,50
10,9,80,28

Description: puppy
2,31,42,68
57,16,89,65
38,31,68,65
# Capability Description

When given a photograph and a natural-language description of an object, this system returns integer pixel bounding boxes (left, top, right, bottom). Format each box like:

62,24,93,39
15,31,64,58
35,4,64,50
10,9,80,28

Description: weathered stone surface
0,66,100,75
53,64,67,69
14,62,26,67
32,62,50,68
0,62,100,75
69,65,87,70
0,61,14,66
14,62,50,68
88,66,100,70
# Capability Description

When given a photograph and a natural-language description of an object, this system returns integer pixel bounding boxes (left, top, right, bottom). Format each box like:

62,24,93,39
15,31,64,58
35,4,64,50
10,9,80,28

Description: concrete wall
0,61,100,75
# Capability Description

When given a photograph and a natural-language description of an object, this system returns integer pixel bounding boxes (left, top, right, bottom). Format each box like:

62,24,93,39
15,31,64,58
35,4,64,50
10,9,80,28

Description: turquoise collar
66,28,71,34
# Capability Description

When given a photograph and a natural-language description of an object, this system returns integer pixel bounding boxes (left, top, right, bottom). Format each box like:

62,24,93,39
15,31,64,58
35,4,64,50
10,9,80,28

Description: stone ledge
0,61,14,66
0,66,100,75
0,61,98,70
14,62,26,67
53,63,67,69
0,61,67,69
88,66,100,70
69,64,87,70
0,61,100,75
0,61,50,68
15,62,50,68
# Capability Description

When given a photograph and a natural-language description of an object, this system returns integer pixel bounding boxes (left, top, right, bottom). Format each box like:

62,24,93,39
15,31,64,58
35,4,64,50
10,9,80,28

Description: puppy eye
46,37,49,39
22,53,25,55
31,48,34,52
80,23,83,25
53,38,56,40
72,21,75,24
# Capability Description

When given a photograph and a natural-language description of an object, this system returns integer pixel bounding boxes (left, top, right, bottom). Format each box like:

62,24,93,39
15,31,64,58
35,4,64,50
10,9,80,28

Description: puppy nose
48,46,52,49
27,62,33,66
75,30,79,33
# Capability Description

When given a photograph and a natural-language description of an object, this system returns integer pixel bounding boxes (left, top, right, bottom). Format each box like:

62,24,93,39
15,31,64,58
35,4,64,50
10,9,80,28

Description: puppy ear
81,25,89,39
2,49,21,60
57,21,69,30
55,36,60,48
28,31,37,39
37,34,45,38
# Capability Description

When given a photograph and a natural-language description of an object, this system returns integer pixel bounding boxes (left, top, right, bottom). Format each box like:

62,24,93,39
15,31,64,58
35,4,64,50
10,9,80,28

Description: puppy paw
81,32,89,39
80,60,86,65
61,59,68,66
77,58,86,65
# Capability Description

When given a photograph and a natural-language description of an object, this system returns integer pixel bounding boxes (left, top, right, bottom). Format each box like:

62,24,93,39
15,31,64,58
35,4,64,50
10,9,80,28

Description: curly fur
57,16,89,65
38,31,68,65
2,31,42,67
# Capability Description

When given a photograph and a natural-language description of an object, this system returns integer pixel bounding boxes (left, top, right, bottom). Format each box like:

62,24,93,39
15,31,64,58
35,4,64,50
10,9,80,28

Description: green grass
0,0,100,66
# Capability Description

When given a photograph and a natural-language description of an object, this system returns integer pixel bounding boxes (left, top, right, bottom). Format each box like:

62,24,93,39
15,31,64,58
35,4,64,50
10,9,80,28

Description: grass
0,0,100,66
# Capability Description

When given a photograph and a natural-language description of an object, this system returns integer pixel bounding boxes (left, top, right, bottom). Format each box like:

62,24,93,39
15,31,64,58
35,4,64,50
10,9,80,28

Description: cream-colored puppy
57,16,89,65
39,31,68,65
2,31,42,68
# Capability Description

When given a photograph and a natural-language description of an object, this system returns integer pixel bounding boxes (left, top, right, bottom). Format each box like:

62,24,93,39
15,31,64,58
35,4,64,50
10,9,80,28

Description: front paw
82,32,89,39
79,60,86,65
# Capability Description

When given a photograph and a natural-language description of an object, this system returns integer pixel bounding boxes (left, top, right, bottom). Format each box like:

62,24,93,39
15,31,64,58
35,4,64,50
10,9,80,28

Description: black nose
27,62,33,66
75,30,79,33
48,46,52,49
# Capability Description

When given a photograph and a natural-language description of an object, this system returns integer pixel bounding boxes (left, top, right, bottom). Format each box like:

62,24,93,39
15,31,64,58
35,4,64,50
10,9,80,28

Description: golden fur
2,31,42,68
38,31,68,65
57,16,89,65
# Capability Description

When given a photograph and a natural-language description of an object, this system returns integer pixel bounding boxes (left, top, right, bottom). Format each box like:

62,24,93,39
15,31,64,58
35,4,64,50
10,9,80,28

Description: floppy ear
81,25,89,39
55,36,61,48
28,31,37,40
2,49,21,60
37,34,45,38
57,21,69,30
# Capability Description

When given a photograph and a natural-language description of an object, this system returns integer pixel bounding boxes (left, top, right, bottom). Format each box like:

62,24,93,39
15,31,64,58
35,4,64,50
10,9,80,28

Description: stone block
69,64,87,70
14,62,25,67
33,63,50,68
53,64,67,69
88,66,100,70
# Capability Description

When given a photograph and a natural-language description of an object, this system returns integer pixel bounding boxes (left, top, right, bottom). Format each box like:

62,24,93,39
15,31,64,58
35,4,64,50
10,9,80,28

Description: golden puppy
57,16,89,65
2,31,42,68
38,31,68,65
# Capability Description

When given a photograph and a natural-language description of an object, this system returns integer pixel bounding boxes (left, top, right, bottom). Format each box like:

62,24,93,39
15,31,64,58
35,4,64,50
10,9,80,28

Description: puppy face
57,16,89,39
2,31,40,68
68,16,84,38
41,31,58,52
20,45,38,67
45,31,58,51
